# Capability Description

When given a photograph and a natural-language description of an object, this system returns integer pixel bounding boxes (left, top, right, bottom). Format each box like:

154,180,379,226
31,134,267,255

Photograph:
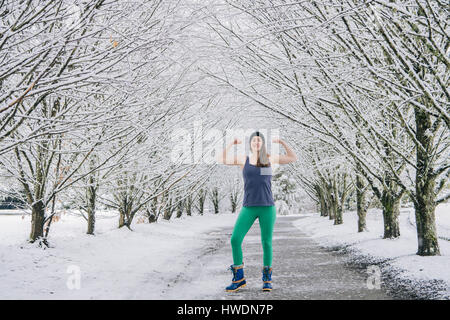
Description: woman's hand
217,138,245,166
272,138,282,144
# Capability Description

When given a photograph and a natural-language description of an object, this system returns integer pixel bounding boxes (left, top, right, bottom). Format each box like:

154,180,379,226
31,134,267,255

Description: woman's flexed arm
269,139,298,164
216,138,245,166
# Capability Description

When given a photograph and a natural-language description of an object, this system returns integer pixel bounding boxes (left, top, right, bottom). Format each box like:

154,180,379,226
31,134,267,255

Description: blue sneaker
225,264,246,292
262,266,273,291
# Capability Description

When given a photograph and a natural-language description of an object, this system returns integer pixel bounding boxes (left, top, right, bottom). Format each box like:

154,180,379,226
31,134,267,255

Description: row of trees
1,1,447,258
203,0,449,256
0,0,235,246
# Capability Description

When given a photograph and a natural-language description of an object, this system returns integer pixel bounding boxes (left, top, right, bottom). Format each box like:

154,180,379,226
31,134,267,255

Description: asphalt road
162,215,392,300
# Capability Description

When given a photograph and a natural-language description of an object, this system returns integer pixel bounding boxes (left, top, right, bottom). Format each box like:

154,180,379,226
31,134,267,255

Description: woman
216,131,297,292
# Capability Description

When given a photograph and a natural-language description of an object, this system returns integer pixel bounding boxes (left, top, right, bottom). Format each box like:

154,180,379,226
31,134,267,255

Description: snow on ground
0,210,236,299
292,202,450,299
1,203,449,299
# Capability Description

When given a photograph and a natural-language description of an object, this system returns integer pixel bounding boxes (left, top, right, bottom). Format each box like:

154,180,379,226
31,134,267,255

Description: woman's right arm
216,138,245,166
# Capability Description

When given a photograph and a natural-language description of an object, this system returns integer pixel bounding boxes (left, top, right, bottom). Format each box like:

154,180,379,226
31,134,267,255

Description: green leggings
230,205,276,267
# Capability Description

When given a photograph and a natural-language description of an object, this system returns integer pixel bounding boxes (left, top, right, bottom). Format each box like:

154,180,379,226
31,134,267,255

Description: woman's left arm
270,139,298,164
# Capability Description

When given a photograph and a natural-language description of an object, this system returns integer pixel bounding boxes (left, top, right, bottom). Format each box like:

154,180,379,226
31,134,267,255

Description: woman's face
250,136,263,153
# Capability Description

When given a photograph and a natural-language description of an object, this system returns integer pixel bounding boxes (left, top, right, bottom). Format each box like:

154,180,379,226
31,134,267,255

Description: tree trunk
319,188,329,217
329,182,342,225
211,188,219,214
230,192,238,213
356,166,368,232
328,207,335,220
355,131,367,232
198,189,205,215
119,209,126,228
334,175,348,226
185,195,192,216
414,108,440,256
87,208,95,234
176,201,183,218
334,204,343,225
356,191,367,232
86,183,96,235
148,213,157,223
148,197,158,223
119,200,132,229
326,187,335,220
29,200,45,242
380,190,400,239
334,188,344,225
163,196,173,220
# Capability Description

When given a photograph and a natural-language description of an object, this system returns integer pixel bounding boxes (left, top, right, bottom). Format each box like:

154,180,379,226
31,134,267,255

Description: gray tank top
242,155,275,207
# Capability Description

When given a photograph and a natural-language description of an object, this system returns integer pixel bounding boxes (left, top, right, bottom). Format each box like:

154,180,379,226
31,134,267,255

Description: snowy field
1,204,449,299
0,210,237,299
293,203,450,298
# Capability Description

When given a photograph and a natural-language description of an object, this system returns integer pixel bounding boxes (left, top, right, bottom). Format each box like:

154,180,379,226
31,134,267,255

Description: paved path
162,215,392,300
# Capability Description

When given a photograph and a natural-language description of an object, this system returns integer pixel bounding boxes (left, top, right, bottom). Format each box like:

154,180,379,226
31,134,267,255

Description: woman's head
249,131,270,167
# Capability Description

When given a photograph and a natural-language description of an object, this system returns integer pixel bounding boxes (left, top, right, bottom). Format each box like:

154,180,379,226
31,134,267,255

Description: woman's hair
249,131,270,167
